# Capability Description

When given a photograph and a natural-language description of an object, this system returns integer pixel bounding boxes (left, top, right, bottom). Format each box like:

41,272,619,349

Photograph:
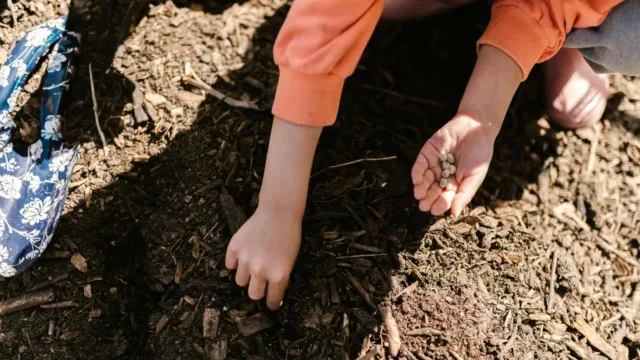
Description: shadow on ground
0,0,620,359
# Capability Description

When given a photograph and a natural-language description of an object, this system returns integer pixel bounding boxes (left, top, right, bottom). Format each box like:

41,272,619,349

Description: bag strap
40,31,81,159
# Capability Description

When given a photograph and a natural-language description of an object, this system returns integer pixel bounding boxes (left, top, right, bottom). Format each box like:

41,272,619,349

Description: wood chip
393,281,419,301
84,284,92,298
70,253,88,273
203,308,220,340
380,306,401,357
565,340,592,360
219,187,247,235
205,334,228,360
156,314,170,333
89,309,102,318
528,313,552,321
573,316,618,359
144,92,168,106
41,301,76,309
237,313,273,337
406,328,444,336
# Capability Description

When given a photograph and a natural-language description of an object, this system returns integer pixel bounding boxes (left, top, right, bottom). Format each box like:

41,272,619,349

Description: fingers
451,172,485,217
235,263,251,287
411,152,430,185
413,169,435,200
225,246,238,270
418,181,444,212
248,276,267,301
266,278,288,311
431,184,457,216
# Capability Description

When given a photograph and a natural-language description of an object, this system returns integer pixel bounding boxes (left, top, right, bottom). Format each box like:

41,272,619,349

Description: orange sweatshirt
272,0,624,127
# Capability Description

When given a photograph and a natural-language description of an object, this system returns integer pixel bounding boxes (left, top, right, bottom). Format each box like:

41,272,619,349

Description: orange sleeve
478,0,624,80
271,0,385,127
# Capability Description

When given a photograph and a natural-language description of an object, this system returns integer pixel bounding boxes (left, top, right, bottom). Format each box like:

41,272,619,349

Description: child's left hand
411,113,496,217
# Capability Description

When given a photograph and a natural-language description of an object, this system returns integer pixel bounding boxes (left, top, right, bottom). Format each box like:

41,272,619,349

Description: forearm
258,117,322,217
458,45,522,137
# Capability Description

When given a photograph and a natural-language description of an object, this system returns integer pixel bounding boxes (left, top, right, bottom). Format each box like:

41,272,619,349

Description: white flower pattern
0,66,10,87
0,262,16,277
0,174,21,199
25,28,52,47
47,53,67,73
20,197,53,225
0,18,79,277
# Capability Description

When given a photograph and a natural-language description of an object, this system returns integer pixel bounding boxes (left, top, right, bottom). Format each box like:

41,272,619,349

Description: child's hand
225,204,302,310
412,113,495,217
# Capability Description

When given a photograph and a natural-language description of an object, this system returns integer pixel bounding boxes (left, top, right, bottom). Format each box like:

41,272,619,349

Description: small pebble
440,153,447,162
449,165,456,175
442,161,450,170
447,153,455,164
442,170,450,178
440,178,448,188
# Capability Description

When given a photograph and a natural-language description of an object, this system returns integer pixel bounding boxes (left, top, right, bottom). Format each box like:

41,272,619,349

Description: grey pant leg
564,0,640,75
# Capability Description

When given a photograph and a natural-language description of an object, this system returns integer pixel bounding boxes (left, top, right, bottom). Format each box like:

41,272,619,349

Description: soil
1,0,640,359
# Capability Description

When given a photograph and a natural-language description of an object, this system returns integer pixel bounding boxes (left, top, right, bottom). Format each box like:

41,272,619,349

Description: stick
548,248,558,313
88,63,109,156
40,300,77,309
0,289,55,316
379,306,401,357
405,328,443,336
573,316,618,360
335,254,388,260
587,126,600,173
616,275,640,283
22,328,36,358
596,237,640,268
393,281,419,301
7,0,19,51
361,84,445,106
343,270,376,309
498,317,520,359
31,272,69,291
311,156,397,178
182,76,260,110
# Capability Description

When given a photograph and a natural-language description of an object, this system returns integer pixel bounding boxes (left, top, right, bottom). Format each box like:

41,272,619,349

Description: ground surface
0,0,639,359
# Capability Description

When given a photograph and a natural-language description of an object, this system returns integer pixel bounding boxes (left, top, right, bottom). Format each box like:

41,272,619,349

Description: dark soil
1,1,640,359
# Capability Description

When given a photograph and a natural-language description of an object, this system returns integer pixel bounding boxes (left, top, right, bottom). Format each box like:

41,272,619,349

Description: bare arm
259,117,322,217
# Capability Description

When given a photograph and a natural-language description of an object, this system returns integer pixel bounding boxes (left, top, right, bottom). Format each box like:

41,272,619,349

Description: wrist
458,45,521,138
257,189,306,219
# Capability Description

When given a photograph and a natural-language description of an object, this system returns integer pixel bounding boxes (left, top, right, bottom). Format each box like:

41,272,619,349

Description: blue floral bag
0,17,80,277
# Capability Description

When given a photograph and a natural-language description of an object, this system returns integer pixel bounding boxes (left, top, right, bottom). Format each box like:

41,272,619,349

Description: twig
548,248,558,313
31,272,69,291
311,156,397,178
88,63,109,156
448,350,464,360
7,0,19,51
573,316,618,360
616,275,640,283
565,340,591,360
596,237,640,268
393,281,419,301
40,300,77,309
361,84,445,106
0,289,55,316
182,76,260,110
498,317,520,359
343,270,376,309
22,328,36,358
405,328,443,336
587,125,600,173
380,306,401,357
335,254,388,260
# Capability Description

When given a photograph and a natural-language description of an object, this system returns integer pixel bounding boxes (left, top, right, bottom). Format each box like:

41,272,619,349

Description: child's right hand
225,204,302,311
412,113,495,217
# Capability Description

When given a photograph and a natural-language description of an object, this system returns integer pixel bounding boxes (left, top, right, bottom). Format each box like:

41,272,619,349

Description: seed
449,165,456,175
442,161,450,170
440,153,447,162
447,153,455,164
442,170,450,178
440,178,448,188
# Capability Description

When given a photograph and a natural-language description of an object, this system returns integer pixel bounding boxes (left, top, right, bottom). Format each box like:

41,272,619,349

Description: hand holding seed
411,114,495,217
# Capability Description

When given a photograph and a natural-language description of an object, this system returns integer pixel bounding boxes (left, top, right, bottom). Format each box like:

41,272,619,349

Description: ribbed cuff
477,5,549,80
272,66,345,127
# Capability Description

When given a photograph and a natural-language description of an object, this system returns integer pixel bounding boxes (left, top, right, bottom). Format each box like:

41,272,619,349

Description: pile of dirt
0,0,639,359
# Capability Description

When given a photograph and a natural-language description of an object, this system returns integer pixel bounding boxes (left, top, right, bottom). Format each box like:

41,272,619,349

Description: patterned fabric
0,17,80,277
